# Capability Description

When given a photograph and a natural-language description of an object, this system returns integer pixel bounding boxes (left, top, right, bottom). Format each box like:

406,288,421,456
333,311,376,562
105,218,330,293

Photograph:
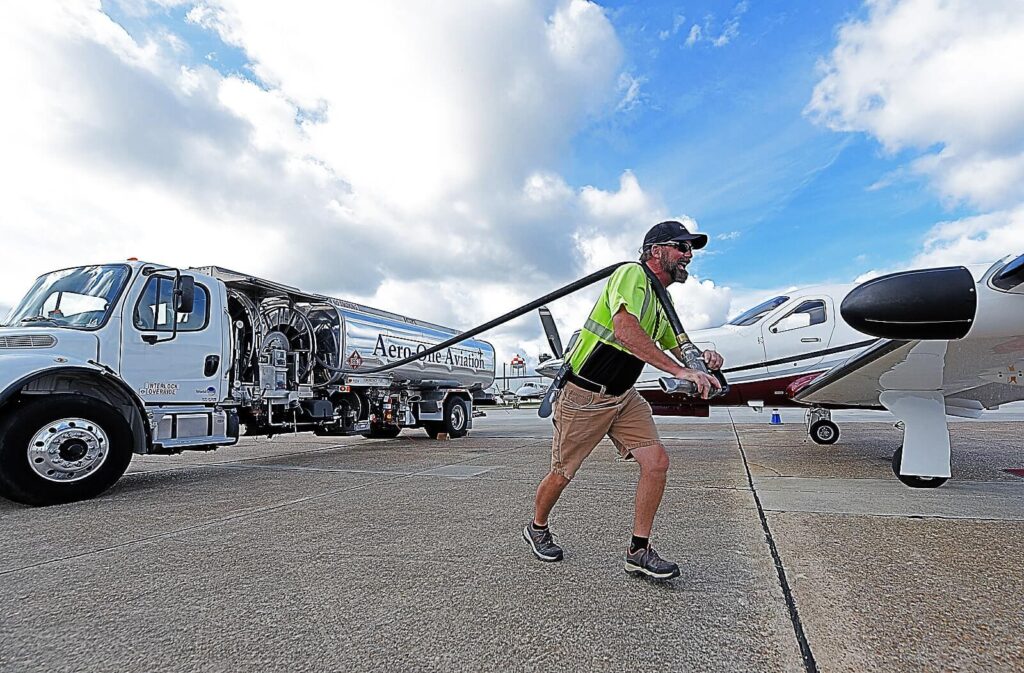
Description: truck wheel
442,397,469,439
0,394,134,506
361,423,402,439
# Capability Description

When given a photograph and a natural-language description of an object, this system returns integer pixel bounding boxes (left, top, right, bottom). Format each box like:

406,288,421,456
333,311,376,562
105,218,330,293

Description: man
524,220,724,580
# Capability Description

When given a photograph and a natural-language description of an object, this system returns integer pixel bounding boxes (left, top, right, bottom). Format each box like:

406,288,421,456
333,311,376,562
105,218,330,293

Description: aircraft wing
793,338,909,408
794,336,1024,413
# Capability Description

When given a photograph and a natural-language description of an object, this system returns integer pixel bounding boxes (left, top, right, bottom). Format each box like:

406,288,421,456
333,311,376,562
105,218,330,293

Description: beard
658,250,689,283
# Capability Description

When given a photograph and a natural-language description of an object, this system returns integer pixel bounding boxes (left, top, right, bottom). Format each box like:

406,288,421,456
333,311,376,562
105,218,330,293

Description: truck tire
361,423,402,439
0,394,134,507
441,397,469,439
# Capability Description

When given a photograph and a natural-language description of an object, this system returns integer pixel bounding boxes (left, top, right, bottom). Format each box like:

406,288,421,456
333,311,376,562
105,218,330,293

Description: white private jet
514,381,547,401
536,254,1024,488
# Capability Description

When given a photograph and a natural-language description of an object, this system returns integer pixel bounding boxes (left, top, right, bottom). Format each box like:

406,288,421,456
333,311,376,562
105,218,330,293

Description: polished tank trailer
200,266,496,440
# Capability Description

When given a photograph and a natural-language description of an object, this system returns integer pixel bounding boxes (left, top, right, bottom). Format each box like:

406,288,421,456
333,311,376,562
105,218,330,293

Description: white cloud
716,231,741,240
911,207,1024,269
684,2,747,49
673,278,733,330
659,13,687,41
0,1,675,368
806,0,1024,210
190,0,623,214
808,0,1024,287
616,72,646,112
685,24,702,47
847,207,1024,282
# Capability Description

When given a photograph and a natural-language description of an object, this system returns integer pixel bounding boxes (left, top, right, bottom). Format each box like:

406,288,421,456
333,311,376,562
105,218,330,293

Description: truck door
761,297,836,375
119,273,225,404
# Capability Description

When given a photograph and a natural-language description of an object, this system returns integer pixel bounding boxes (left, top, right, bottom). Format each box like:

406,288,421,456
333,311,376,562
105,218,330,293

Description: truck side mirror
175,275,195,314
771,312,812,333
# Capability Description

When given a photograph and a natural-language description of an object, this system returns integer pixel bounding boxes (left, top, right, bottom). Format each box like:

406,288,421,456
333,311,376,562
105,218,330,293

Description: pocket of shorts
560,386,594,409
585,396,621,410
563,393,620,412
554,395,580,423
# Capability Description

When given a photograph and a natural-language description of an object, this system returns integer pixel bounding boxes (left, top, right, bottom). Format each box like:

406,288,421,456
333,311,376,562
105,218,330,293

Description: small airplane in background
513,381,546,402
536,253,1024,489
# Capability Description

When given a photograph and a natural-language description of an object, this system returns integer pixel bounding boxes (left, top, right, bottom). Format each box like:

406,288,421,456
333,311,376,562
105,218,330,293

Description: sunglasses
656,241,693,253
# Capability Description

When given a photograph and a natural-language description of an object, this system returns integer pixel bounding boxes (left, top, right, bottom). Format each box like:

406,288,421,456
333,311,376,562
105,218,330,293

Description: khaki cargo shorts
550,381,660,480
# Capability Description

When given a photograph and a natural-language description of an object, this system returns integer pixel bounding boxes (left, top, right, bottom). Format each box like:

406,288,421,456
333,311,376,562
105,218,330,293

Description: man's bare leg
525,472,570,562
533,471,570,526
629,443,670,537
623,442,679,579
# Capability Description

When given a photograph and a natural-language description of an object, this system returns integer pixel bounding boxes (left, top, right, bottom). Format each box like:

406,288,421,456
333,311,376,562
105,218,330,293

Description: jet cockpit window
791,300,827,326
771,299,827,333
728,296,789,326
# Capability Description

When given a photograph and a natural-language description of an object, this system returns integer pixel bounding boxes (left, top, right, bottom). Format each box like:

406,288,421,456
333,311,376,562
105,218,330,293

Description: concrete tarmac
1,408,1022,672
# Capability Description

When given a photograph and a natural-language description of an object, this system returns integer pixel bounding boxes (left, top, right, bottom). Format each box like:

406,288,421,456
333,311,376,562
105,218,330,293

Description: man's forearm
612,310,683,376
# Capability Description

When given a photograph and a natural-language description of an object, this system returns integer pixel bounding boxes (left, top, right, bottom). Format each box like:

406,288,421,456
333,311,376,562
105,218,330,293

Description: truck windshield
3,265,131,329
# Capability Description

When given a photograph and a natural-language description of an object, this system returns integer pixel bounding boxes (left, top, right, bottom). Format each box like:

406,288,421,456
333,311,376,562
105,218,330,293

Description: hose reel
259,299,317,385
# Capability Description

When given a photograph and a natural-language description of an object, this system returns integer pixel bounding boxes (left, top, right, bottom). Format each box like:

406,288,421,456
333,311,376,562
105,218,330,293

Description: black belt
564,371,627,396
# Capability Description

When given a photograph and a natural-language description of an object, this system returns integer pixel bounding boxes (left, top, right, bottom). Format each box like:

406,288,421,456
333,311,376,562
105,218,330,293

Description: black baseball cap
643,220,708,250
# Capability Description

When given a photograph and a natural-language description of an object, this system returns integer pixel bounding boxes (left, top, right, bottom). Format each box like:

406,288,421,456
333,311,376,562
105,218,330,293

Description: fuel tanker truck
0,261,496,506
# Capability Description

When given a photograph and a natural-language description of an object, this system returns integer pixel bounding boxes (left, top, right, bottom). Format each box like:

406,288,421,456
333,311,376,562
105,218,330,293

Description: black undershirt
576,342,645,396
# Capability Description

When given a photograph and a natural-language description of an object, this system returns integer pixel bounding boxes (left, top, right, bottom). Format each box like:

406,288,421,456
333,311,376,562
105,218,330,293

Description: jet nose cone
840,266,977,340
536,358,562,378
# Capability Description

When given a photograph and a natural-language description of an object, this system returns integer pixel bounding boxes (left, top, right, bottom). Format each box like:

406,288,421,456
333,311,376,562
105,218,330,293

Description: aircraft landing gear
806,407,840,445
891,446,948,488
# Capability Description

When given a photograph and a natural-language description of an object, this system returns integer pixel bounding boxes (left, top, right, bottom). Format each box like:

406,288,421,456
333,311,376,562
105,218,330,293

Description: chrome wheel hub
450,403,466,431
28,417,109,483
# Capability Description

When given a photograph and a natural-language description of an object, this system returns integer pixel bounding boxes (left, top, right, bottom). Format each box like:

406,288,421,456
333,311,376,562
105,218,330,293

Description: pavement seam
727,407,819,673
761,508,1024,523
127,440,363,475
0,438,548,577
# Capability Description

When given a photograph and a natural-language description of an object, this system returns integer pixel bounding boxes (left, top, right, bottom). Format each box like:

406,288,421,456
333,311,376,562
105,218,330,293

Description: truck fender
0,362,152,454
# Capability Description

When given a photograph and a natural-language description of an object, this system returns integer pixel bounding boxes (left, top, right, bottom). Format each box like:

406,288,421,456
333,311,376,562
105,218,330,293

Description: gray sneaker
523,524,563,562
624,545,680,580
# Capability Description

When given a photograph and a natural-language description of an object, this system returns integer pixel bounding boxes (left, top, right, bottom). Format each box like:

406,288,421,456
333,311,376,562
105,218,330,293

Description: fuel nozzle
679,341,707,372
658,341,730,399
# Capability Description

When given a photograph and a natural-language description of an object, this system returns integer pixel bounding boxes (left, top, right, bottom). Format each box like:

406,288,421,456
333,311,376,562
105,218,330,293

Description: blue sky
5,1,1023,366
566,1,972,288
99,1,969,291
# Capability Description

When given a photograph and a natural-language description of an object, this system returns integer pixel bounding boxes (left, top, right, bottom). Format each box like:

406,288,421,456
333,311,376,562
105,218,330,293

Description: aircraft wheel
809,419,840,445
891,446,948,488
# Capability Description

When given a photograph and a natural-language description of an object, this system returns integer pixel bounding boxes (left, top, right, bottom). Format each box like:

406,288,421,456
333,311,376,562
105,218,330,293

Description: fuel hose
315,261,728,399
